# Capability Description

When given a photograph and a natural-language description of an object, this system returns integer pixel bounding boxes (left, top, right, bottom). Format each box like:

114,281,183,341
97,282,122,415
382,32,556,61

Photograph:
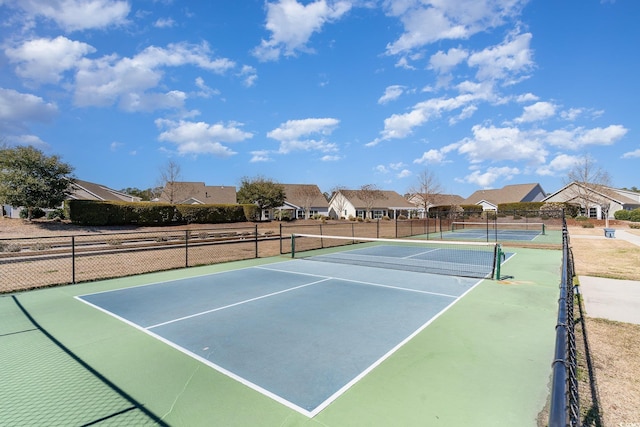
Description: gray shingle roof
157,182,237,204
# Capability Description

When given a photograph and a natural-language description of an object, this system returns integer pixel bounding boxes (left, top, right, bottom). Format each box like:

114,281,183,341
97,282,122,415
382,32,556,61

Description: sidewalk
574,228,640,325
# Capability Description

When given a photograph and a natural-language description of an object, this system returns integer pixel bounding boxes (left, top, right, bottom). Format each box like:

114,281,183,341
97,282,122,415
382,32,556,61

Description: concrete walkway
574,228,640,325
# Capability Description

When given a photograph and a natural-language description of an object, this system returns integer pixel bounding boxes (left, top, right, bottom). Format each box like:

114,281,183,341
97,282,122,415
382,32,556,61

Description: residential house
68,179,142,203
155,182,237,205
408,193,465,217
267,184,329,220
328,189,418,220
2,179,140,218
463,183,547,211
543,182,640,219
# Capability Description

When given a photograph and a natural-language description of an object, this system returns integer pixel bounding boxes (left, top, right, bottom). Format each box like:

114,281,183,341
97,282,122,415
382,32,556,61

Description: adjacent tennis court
2,236,562,426
446,221,547,242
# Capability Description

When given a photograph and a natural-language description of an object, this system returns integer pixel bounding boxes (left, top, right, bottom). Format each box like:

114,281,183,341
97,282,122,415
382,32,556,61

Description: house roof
410,193,465,207
337,189,416,209
464,183,544,206
544,182,640,206
281,184,329,208
69,179,141,202
157,182,237,204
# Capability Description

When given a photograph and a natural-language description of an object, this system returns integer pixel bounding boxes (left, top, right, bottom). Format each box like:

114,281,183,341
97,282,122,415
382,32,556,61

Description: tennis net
291,234,502,279
451,221,545,235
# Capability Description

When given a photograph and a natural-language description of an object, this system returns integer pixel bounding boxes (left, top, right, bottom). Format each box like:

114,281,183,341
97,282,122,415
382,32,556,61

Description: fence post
255,224,258,258
185,230,189,267
72,236,76,284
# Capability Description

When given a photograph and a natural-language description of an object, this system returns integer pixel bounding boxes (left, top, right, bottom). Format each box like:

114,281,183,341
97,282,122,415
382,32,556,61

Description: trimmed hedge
66,200,259,226
614,208,640,222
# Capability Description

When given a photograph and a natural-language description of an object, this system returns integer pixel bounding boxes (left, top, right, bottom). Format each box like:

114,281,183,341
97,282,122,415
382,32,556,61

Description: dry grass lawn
568,226,640,426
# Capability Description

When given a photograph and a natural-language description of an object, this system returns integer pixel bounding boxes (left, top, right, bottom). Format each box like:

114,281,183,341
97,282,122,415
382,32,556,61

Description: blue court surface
444,229,543,241
78,259,483,417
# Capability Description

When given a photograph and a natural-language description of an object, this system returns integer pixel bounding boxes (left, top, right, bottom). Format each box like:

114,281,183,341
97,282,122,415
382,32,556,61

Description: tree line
1,144,628,222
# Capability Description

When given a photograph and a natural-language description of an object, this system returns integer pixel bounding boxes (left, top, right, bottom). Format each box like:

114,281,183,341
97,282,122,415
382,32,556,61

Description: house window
356,210,366,219
589,207,597,219
372,210,386,219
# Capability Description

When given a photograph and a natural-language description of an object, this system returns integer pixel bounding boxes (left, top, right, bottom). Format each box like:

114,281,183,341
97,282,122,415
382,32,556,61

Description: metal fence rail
0,226,261,293
2,213,564,294
548,216,580,426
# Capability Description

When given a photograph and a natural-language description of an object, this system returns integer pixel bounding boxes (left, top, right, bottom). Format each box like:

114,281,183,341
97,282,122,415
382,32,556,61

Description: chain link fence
1,226,264,293
2,214,564,294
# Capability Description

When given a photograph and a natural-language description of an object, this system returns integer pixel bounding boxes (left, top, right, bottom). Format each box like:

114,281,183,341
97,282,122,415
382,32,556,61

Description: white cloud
155,119,253,157
514,101,557,123
0,88,58,133
413,149,446,164
5,36,96,85
250,150,272,162
384,0,527,55
378,85,405,104
428,47,468,74
5,0,130,31
194,77,220,98
375,165,389,174
397,169,412,178
622,148,640,159
560,107,583,121
536,153,580,176
268,117,339,139
321,154,341,161
74,42,235,110
456,125,547,164
7,134,48,147
462,166,520,187
267,118,340,154
253,0,351,61
119,90,187,112
515,93,539,103
238,65,258,87
545,125,628,149
368,90,492,145
154,17,175,28
467,31,534,83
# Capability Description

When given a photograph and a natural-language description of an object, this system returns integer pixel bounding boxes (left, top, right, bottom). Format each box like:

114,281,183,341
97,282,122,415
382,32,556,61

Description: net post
542,223,546,235
291,234,296,258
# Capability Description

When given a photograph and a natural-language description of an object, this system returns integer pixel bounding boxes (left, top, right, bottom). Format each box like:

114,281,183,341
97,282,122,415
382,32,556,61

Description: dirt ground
568,226,640,426
3,218,640,425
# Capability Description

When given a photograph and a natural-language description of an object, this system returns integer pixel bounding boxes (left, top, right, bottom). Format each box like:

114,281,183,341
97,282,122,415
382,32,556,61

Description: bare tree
565,154,612,225
293,185,322,219
157,160,183,203
329,185,349,219
357,184,386,219
408,169,443,217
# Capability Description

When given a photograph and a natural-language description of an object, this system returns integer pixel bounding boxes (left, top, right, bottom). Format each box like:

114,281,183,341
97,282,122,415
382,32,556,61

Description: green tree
0,146,74,220
236,176,285,219
119,187,158,201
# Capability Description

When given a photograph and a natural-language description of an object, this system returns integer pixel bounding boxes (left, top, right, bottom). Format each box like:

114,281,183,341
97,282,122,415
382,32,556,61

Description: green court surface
1,245,561,427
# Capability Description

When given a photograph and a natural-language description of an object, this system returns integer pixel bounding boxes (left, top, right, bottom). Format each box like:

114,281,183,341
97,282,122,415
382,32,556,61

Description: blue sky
1,0,638,198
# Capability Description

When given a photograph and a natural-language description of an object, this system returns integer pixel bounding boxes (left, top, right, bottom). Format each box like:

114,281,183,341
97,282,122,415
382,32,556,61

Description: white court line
401,248,440,259
145,277,332,330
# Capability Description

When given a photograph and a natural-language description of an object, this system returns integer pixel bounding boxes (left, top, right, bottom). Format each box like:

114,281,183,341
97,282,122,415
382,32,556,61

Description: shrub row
614,208,640,222
66,200,259,226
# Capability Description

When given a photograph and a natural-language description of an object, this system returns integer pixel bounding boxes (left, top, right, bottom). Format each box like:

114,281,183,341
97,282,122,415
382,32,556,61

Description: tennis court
2,236,562,426
440,221,552,242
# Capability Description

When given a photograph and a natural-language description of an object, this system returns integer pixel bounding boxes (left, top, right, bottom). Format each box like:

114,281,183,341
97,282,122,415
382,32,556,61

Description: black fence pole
185,230,189,267
72,236,76,284
254,224,258,258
